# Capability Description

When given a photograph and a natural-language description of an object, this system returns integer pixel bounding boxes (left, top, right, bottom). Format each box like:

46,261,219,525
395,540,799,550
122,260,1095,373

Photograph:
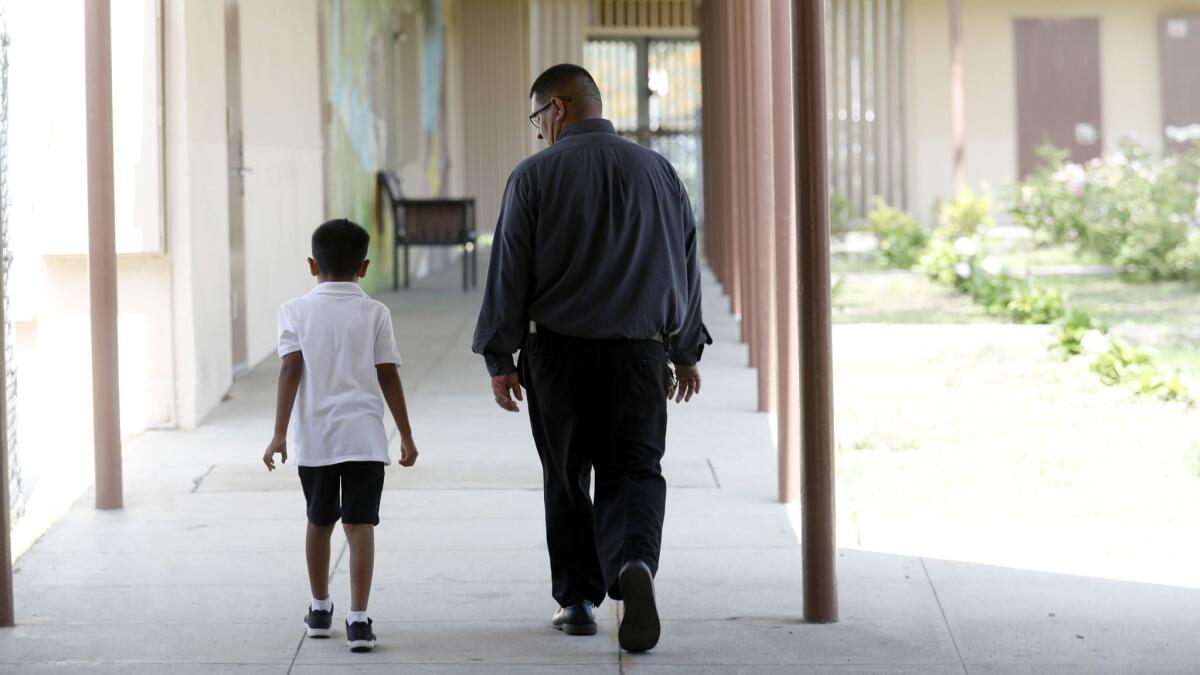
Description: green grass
833,322,1200,577
832,245,1200,389
1038,276,1200,328
1153,346,1200,386
832,271,997,324
991,243,1089,271
831,253,886,274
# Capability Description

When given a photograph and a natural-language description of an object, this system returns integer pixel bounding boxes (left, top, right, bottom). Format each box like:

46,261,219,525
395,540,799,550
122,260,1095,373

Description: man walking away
472,64,711,653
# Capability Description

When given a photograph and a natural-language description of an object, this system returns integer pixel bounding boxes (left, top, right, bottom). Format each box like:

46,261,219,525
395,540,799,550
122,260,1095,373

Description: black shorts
298,461,386,526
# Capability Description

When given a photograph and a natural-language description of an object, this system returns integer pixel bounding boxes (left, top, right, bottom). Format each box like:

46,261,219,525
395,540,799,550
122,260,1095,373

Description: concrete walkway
2,262,1199,673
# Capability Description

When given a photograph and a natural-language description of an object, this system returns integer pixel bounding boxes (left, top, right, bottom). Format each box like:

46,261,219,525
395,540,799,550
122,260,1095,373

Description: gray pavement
2,262,1199,673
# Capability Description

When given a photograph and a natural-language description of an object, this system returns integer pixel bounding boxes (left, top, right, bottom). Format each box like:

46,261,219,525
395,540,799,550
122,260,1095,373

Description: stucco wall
904,0,1200,222
239,0,326,366
165,0,233,428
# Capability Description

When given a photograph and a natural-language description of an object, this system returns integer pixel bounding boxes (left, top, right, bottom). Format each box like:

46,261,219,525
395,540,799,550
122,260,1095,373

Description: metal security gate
585,37,704,221
825,0,907,218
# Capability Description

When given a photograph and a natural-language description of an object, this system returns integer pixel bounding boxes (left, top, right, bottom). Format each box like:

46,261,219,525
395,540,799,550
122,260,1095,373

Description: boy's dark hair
312,218,370,278
529,63,602,103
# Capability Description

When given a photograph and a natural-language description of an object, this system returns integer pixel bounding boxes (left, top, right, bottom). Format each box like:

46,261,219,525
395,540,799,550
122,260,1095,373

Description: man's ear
307,257,320,277
358,259,371,278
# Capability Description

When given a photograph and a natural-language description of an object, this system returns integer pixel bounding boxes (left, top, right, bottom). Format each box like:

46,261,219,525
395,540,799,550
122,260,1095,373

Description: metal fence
584,37,704,221
826,0,906,219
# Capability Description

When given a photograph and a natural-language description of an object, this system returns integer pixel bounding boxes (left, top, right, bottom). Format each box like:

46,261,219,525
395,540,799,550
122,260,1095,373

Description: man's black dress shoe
618,559,660,652
552,601,597,636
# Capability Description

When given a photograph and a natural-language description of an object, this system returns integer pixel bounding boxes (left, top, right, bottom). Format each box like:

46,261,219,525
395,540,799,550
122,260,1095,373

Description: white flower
953,237,979,257
1110,152,1128,167
1066,169,1086,196
1053,163,1086,196
980,256,1003,275
1021,186,1034,204
954,262,972,280
1080,330,1112,356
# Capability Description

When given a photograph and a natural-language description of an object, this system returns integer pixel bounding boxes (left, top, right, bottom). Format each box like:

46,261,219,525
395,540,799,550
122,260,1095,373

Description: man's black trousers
520,329,668,608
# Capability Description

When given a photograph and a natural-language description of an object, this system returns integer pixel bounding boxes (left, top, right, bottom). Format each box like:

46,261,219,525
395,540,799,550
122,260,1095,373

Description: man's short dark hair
312,218,370,278
529,63,602,103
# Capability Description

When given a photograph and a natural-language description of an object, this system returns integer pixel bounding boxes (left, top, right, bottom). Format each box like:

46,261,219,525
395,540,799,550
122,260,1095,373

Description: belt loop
529,321,538,335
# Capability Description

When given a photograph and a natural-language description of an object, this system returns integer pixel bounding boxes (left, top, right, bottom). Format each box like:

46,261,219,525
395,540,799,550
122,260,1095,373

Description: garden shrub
830,192,855,239
1013,145,1091,247
1013,139,1200,281
1056,309,1106,357
867,199,929,269
1167,230,1200,284
937,187,994,240
1006,283,1066,325
919,239,962,287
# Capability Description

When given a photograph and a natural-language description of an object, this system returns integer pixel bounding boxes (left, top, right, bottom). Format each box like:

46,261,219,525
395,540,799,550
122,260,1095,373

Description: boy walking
263,218,418,653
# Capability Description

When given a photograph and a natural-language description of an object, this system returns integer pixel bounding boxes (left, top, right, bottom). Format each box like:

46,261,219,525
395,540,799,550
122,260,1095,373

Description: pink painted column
750,0,777,412
771,0,801,503
793,0,838,624
85,0,123,511
723,0,743,319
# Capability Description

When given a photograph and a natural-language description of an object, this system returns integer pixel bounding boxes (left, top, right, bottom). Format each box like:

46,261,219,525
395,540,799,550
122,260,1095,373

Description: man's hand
399,435,419,467
673,365,701,403
263,434,288,471
491,373,523,412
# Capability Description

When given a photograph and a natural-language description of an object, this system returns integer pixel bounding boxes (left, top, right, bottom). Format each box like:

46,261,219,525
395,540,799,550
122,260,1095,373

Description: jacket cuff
669,345,703,367
485,353,517,377
669,324,713,366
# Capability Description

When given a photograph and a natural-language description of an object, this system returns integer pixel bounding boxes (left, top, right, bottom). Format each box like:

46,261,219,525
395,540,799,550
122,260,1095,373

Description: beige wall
530,1,588,81
165,0,234,428
460,0,534,231
905,0,1200,223
238,0,326,365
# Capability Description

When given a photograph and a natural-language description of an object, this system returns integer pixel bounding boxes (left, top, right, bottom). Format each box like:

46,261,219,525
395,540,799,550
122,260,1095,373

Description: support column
793,0,837,623
699,0,719,278
737,1,756,361
750,0,777,412
85,0,123,511
722,0,742,317
949,0,966,193
772,0,801,503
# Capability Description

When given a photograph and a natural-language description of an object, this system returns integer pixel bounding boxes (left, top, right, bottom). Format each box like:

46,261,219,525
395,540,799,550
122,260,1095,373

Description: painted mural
323,0,449,293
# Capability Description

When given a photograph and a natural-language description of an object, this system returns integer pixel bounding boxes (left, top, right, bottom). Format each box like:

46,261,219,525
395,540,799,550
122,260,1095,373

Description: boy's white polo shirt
277,282,402,467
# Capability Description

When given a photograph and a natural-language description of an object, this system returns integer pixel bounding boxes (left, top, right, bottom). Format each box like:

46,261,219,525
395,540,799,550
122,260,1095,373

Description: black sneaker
346,618,376,652
304,603,333,638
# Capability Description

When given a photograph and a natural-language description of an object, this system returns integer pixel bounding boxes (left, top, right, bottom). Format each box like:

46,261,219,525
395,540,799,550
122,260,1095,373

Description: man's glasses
529,96,572,129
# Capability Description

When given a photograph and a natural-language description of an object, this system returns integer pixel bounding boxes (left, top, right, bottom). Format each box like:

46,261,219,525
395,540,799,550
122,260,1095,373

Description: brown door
225,1,249,374
1161,15,1200,153
1014,18,1103,177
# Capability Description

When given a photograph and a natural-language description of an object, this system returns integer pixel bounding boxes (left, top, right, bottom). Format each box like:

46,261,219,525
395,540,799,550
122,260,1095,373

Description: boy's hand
399,435,418,467
263,434,288,471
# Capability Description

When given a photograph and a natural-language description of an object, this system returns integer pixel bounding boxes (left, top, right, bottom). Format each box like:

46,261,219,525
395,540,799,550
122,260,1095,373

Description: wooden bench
376,170,478,292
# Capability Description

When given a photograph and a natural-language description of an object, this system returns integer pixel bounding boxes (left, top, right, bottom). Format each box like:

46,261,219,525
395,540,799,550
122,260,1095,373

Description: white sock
347,610,369,624
311,597,333,612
